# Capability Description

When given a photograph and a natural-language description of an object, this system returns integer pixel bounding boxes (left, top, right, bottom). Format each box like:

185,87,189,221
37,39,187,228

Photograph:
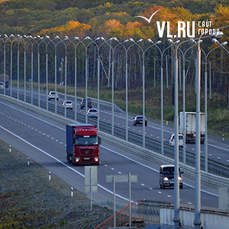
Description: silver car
0,81,4,89
62,100,73,110
87,108,98,119
48,91,59,100
169,133,183,147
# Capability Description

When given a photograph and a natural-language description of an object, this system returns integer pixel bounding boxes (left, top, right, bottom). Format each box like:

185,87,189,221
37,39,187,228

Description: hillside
0,0,229,39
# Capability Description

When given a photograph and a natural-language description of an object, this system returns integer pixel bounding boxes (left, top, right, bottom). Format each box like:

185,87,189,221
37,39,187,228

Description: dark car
133,115,147,126
159,165,183,189
80,98,92,109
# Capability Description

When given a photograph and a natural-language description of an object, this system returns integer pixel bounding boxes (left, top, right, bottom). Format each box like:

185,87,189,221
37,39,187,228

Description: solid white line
0,125,129,202
1,102,219,197
2,101,229,152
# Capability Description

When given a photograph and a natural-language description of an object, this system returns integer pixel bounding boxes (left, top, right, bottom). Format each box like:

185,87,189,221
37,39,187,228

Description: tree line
0,0,229,109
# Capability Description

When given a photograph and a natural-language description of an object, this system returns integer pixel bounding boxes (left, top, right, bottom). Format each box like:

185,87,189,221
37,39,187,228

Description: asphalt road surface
0,98,220,209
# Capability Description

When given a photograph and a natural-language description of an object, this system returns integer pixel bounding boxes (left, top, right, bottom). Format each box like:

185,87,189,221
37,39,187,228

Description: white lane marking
0,103,219,198
2,101,229,152
0,125,130,202
102,145,218,197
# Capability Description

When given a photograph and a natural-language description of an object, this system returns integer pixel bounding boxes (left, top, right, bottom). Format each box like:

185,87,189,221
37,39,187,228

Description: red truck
66,123,101,165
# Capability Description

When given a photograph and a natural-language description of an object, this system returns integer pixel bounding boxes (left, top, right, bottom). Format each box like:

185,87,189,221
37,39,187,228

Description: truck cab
66,124,101,165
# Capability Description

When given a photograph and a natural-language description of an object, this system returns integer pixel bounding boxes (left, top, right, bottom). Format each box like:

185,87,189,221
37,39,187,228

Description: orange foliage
40,21,91,38
102,19,124,38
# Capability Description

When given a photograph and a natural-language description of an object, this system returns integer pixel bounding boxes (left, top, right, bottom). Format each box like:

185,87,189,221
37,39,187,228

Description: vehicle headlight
164,177,168,181
178,176,182,181
94,157,99,162
75,157,80,162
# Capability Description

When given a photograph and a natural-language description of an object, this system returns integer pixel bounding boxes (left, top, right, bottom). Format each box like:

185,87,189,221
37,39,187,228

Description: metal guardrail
1,92,229,189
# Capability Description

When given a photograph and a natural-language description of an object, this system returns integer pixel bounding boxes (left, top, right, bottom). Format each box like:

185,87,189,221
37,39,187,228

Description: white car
87,108,98,119
48,91,59,100
0,81,4,89
62,100,73,110
169,133,183,147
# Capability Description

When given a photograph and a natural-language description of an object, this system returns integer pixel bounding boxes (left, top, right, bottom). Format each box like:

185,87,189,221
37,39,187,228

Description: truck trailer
179,112,205,144
66,123,101,165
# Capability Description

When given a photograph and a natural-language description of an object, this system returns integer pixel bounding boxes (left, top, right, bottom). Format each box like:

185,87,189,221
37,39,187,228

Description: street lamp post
45,36,51,111
117,39,136,142
179,43,200,163
169,38,193,229
37,35,45,108
199,40,227,172
23,35,28,102
192,31,224,229
95,37,107,131
28,36,37,105
108,37,121,136
16,35,22,100
2,34,8,96
81,36,94,123
63,36,75,118
72,37,80,122
9,34,16,98
148,39,172,155
53,36,62,114
168,39,181,229
136,39,162,148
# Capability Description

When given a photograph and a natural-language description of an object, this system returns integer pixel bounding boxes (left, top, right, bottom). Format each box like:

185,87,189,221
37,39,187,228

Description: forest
0,0,229,135
0,0,228,40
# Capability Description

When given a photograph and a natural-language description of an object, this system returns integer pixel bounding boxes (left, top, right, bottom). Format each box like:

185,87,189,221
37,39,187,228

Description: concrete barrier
160,206,229,229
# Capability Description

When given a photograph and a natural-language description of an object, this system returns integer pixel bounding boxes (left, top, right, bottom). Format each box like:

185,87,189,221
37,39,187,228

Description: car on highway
159,165,183,189
62,100,73,110
87,108,98,119
133,115,147,126
0,81,4,89
80,98,92,109
169,133,183,147
48,91,59,100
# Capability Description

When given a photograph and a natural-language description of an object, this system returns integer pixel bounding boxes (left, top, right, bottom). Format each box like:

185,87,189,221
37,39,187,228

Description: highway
0,96,220,209
7,87,229,168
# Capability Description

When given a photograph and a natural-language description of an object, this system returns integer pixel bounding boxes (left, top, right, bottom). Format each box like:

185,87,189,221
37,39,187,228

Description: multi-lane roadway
0,95,223,209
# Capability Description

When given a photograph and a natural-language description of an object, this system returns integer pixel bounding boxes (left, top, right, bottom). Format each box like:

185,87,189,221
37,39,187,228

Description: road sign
106,174,137,183
85,166,98,193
